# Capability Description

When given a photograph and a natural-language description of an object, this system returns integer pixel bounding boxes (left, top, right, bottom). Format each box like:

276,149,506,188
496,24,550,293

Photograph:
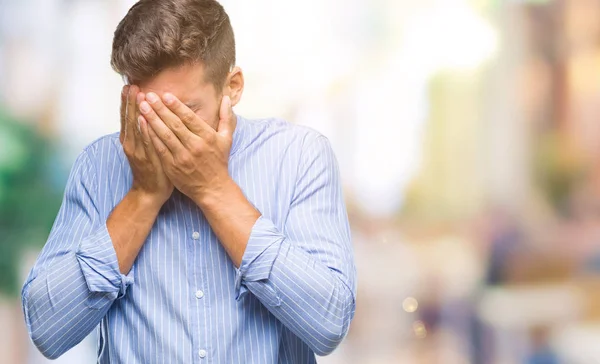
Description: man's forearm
107,189,163,274
193,179,355,355
241,236,355,356
23,255,113,359
193,177,260,268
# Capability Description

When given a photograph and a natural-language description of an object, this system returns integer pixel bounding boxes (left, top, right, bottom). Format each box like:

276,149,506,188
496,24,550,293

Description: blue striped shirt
21,116,357,363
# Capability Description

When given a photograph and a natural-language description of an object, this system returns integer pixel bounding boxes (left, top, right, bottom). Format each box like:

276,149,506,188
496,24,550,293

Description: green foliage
0,108,63,296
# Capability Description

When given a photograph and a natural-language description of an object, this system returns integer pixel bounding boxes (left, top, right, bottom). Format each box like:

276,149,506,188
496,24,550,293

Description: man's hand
139,91,258,267
121,85,174,208
138,92,236,204
105,86,176,274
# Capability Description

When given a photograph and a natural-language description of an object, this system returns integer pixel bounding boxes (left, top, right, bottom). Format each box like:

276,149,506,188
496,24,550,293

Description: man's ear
225,66,244,106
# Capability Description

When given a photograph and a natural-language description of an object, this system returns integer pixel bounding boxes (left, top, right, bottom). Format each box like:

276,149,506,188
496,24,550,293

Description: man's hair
111,0,235,90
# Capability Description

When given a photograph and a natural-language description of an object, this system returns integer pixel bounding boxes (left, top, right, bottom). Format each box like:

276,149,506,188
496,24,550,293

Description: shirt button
195,290,204,299
192,231,200,240
198,349,207,358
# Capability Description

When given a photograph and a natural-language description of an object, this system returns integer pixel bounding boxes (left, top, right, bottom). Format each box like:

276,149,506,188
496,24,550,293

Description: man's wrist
193,176,240,210
127,188,166,213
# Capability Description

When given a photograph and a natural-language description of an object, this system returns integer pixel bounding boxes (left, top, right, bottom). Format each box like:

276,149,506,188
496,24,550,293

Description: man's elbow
30,331,65,360
313,295,356,356
311,323,349,356
22,283,66,360
27,309,68,359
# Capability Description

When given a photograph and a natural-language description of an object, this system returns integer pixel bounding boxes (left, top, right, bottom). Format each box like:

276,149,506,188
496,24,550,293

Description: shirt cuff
75,224,134,299
235,216,284,301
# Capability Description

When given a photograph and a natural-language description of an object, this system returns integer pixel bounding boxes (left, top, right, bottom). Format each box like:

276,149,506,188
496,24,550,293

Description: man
21,0,356,363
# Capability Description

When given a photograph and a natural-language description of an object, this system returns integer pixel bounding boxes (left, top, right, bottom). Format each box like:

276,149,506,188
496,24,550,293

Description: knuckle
205,133,217,144
156,146,168,156
123,144,133,156
127,117,137,128
181,112,195,125
143,109,154,119
189,142,204,155
162,131,173,143
176,153,192,166
189,145,201,156
134,149,145,161
152,102,163,112
171,121,184,133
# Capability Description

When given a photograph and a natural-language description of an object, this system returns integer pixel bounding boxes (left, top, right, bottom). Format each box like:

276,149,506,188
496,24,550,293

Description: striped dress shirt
21,115,357,363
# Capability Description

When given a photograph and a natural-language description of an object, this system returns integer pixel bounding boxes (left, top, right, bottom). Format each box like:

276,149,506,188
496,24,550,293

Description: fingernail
163,93,175,105
146,92,158,104
225,95,231,107
122,85,128,96
140,101,150,113
136,92,144,105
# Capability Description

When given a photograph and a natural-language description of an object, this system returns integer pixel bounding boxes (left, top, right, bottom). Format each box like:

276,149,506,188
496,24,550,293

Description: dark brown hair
111,0,235,90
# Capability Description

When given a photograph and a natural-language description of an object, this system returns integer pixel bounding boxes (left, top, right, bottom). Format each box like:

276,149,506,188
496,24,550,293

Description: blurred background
1,0,600,363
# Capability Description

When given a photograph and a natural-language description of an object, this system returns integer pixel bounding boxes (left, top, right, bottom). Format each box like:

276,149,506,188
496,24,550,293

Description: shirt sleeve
21,148,133,360
234,135,357,356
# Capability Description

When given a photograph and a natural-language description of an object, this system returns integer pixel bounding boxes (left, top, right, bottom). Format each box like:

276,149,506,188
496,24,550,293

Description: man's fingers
125,85,140,149
137,92,145,108
140,114,161,162
138,115,155,157
146,92,196,147
217,95,235,138
119,85,129,144
134,109,146,157
139,100,185,155
162,93,213,138
147,123,173,164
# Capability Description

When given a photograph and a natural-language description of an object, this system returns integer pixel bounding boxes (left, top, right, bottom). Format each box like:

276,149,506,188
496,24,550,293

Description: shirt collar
229,113,246,156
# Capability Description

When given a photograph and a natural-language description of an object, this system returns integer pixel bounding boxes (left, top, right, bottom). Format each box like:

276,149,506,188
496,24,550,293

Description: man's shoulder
241,116,325,152
81,132,122,157
78,132,124,170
